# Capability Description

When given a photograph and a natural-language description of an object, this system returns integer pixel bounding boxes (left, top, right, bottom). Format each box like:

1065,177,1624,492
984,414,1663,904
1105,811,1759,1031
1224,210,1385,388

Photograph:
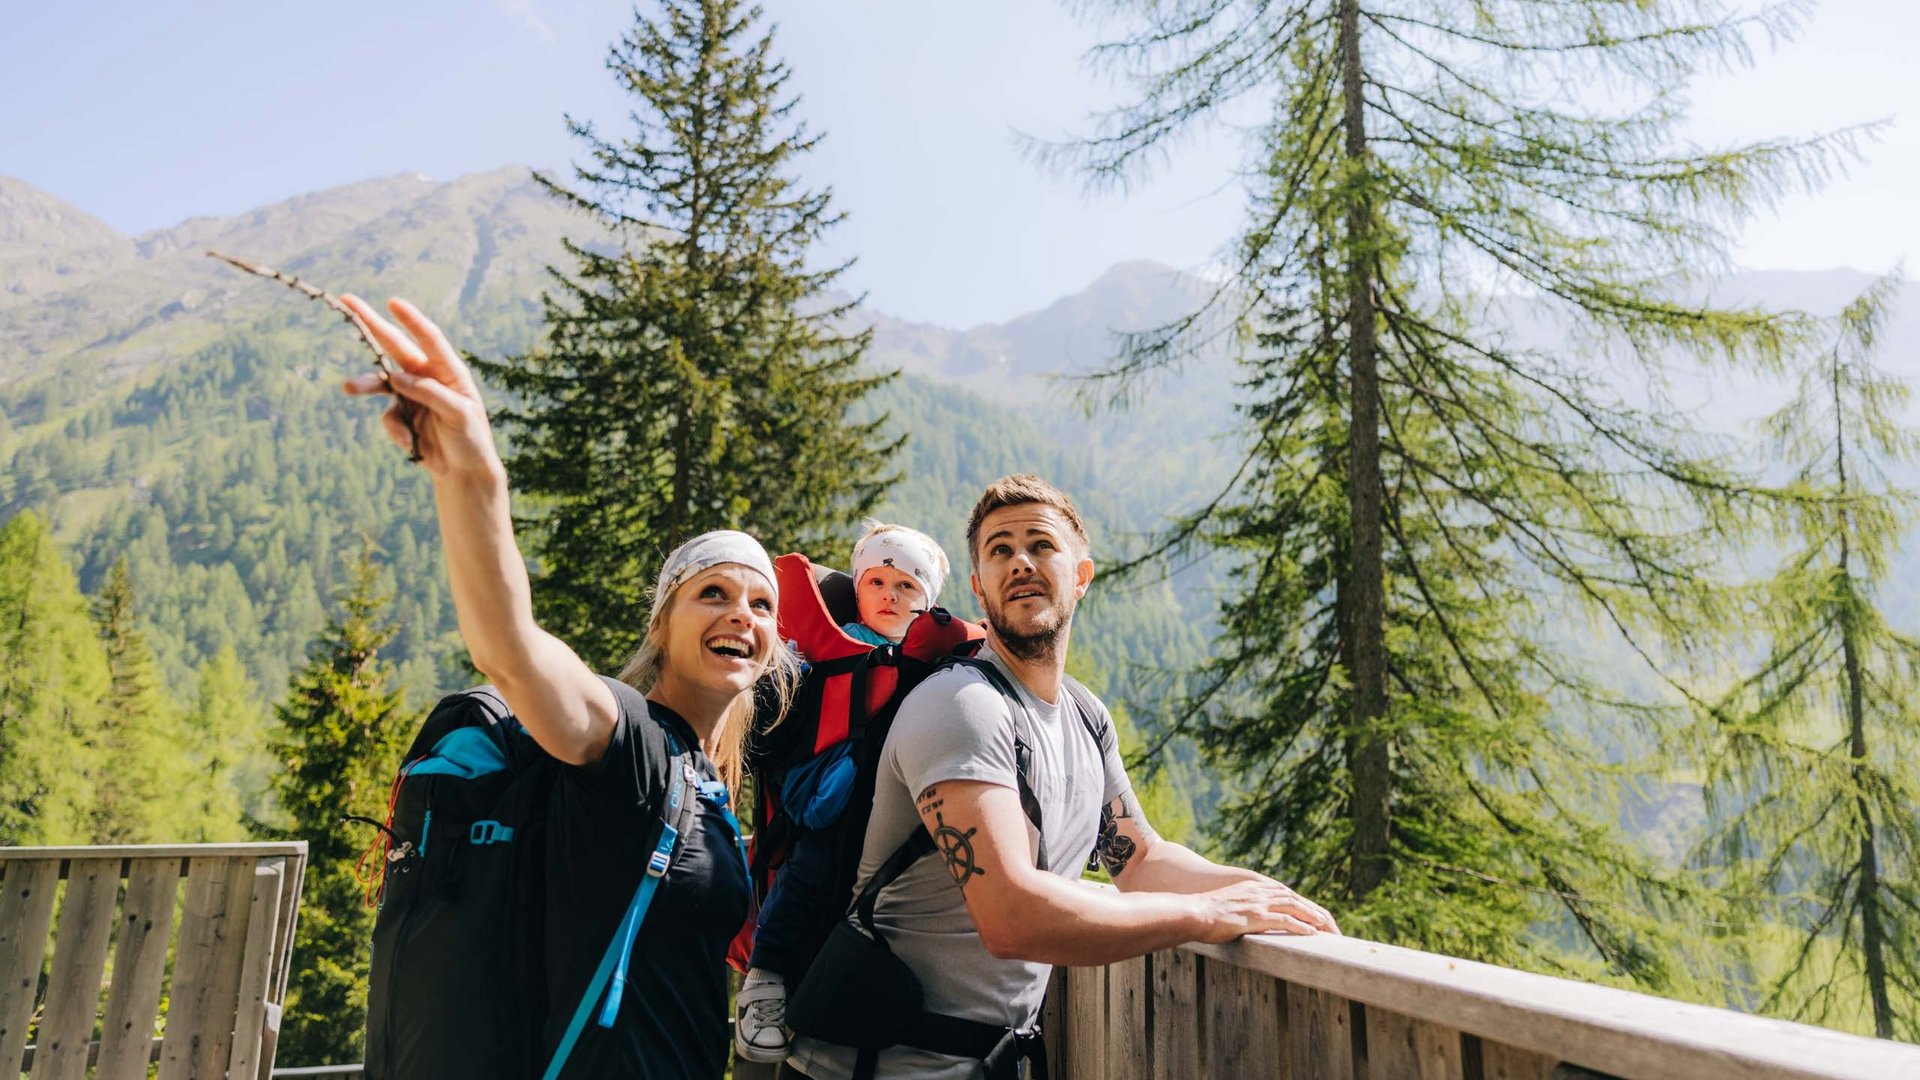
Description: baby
736,522,950,1064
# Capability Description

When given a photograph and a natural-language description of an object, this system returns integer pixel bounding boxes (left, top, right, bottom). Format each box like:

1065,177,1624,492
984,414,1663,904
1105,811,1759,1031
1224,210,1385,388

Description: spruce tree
89,557,192,843
1053,0,1839,985
475,0,900,670
0,512,105,844
1697,275,1919,1039
255,550,410,1065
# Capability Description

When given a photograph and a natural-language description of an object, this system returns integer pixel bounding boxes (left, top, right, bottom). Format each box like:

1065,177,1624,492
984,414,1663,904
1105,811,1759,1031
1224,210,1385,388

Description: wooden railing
1040,931,1920,1080
0,843,307,1080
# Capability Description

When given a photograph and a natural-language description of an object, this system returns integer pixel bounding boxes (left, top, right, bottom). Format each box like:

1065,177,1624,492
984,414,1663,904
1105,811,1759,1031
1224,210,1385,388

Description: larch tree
1698,274,1919,1040
0,511,104,844
475,0,899,671
1052,0,1846,986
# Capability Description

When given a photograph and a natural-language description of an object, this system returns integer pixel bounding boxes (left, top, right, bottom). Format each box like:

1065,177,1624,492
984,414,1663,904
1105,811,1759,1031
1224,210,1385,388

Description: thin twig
205,250,422,462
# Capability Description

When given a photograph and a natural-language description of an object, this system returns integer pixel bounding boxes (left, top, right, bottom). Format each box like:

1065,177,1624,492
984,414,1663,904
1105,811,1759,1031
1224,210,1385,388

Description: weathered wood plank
1366,1006,1463,1080
31,857,121,1080
1476,1038,1558,1080
1181,933,1920,1080
98,857,181,1079
1286,983,1352,1080
226,861,287,1080
157,856,246,1080
1065,963,1106,1080
1208,956,1287,1080
267,851,305,1007
0,844,305,862
1105,953,1150,1080
1150,948,1200,1080
0,859,62,1073
1042,965,1069,1080
194,856,261,1078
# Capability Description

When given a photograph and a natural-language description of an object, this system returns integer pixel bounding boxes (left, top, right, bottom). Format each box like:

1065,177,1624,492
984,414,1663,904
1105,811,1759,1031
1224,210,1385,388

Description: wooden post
98,858,181,1078
1209,958,1287,1080
31,858,121,1080
1286,984,1352,1080
1365,1007,1462,1080
1042,965,1070,1080
227,861,288,1080
0,859,61,1074
1065,964,1107,1080
1105,953,1151,1080
1151,949,1201,1080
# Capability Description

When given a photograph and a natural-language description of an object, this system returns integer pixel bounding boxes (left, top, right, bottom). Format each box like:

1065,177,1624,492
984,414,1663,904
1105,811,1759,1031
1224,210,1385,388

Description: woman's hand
339,295,501,480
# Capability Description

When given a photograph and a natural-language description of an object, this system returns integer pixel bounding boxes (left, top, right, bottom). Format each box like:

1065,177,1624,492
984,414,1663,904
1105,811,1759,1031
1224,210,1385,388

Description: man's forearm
1117,839,1273,895
980,870,1211,967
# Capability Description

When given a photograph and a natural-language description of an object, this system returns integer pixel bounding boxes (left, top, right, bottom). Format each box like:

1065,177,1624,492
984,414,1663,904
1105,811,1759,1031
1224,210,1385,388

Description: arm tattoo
920,785,985,891
1094,791,1154,878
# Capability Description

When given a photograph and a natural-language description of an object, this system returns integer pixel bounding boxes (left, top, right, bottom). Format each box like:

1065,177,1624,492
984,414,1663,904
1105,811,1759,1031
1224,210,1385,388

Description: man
784,475,1338,1080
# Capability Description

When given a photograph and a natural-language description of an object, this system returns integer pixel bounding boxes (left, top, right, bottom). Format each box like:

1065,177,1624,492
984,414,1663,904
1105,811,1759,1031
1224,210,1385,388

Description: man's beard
985,591,1074,664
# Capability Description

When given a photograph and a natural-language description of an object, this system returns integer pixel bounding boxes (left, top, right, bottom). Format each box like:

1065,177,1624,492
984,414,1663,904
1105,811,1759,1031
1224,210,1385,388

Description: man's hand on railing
1191,879,1340,942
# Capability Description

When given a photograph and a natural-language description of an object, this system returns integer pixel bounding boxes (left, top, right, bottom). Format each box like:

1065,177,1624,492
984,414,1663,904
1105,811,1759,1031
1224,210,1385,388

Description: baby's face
855,564,924,641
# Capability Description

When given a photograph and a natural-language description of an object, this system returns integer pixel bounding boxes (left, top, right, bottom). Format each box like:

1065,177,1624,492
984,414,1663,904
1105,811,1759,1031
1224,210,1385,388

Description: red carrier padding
729,554,984,973
772,552,984,755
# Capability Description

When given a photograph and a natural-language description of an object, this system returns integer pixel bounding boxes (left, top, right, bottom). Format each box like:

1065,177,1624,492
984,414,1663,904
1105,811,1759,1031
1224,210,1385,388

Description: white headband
655,530,778,605
852,528,946,608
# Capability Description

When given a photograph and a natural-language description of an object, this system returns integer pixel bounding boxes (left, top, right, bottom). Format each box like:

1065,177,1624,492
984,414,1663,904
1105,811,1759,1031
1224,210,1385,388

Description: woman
340,294,796,1078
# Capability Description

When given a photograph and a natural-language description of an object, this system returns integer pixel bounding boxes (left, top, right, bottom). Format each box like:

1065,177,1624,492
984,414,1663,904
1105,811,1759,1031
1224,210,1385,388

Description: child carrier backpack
785,655,1114,1080
730,553,986,972
364,678,717,1080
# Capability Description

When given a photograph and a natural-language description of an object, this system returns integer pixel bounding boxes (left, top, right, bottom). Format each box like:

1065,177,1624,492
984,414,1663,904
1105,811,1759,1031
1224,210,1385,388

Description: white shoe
735,972,791,1064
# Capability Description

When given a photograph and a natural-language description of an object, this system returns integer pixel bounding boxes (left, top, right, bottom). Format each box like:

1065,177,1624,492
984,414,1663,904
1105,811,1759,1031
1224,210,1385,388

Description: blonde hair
618,575,801,795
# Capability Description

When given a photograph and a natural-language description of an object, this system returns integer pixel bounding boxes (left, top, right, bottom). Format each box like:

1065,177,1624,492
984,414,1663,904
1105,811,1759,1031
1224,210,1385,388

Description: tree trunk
1830,357,1892,1038
1338,0,1391,902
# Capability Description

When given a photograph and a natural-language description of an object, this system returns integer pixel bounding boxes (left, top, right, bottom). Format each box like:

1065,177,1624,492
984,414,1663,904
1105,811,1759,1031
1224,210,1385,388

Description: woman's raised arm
339,295,618,765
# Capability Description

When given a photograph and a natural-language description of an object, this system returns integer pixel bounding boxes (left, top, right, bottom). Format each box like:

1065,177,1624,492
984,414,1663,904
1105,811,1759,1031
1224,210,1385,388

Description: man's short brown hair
965,474,1091,565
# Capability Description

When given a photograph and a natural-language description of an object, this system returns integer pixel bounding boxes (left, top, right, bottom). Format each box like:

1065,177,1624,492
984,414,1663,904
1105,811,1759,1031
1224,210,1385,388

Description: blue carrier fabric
364,679,740,1080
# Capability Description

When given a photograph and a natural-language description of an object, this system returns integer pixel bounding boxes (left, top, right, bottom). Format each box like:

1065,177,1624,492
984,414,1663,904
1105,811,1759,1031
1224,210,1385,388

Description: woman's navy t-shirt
542,682,749,1079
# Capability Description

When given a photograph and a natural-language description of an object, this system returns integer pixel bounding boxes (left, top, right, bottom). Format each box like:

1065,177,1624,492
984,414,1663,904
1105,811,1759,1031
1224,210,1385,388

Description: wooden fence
0,843,307,1080
1040,932,1920,1080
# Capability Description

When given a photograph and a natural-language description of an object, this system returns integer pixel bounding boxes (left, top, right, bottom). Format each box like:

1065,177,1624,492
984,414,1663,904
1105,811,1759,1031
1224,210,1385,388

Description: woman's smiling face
656,563,779,707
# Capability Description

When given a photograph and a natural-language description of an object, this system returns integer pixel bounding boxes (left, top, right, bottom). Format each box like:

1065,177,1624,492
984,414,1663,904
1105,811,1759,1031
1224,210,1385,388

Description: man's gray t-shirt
789,646,1131,1080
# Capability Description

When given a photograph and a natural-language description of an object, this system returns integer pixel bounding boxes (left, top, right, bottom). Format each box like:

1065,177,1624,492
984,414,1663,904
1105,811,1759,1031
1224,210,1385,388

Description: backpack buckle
468,820,515,846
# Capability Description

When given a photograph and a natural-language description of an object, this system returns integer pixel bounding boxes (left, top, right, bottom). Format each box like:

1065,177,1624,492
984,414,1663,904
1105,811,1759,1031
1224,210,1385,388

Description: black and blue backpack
363,677,721,1080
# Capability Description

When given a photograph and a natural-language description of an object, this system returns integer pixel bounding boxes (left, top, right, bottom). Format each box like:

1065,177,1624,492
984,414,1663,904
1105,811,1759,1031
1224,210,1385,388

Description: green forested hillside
4,168,1914,865
0,293,1221,782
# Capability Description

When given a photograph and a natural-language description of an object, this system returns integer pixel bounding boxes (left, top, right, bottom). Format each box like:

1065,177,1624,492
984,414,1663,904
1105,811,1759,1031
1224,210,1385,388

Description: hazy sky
1,0,1914,328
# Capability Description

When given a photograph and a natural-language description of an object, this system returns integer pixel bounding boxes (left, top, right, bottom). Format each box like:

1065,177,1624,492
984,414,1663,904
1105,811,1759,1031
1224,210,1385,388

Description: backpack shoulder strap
1059,677,1112,751
543,714,701,1080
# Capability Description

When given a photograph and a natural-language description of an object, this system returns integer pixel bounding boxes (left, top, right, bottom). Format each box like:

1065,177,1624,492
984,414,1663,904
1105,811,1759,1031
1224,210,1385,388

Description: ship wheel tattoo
932,811,985,890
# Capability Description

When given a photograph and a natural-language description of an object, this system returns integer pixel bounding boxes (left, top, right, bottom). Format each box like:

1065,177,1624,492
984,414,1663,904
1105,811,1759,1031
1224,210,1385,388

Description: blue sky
1,0,1914,328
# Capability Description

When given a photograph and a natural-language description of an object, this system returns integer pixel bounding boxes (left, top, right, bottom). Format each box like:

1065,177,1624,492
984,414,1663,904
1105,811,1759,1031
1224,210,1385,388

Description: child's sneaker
735,969,791,1063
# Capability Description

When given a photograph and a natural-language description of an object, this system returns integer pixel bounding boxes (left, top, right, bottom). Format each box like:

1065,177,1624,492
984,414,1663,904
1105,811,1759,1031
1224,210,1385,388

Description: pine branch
205,250,422,462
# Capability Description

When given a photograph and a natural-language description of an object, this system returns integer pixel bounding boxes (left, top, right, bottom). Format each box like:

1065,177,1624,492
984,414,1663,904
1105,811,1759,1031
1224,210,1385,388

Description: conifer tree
1053,0,1841,983
0,512,104,844
89,557,191,843
255,550,410,1064
1698,275,1919,1039
182,645,261,841
475,0,899,670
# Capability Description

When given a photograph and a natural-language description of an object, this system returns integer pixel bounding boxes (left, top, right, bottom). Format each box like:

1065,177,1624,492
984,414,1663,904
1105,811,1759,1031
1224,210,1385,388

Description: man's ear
1074,556,1095,598
971,571,984,604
